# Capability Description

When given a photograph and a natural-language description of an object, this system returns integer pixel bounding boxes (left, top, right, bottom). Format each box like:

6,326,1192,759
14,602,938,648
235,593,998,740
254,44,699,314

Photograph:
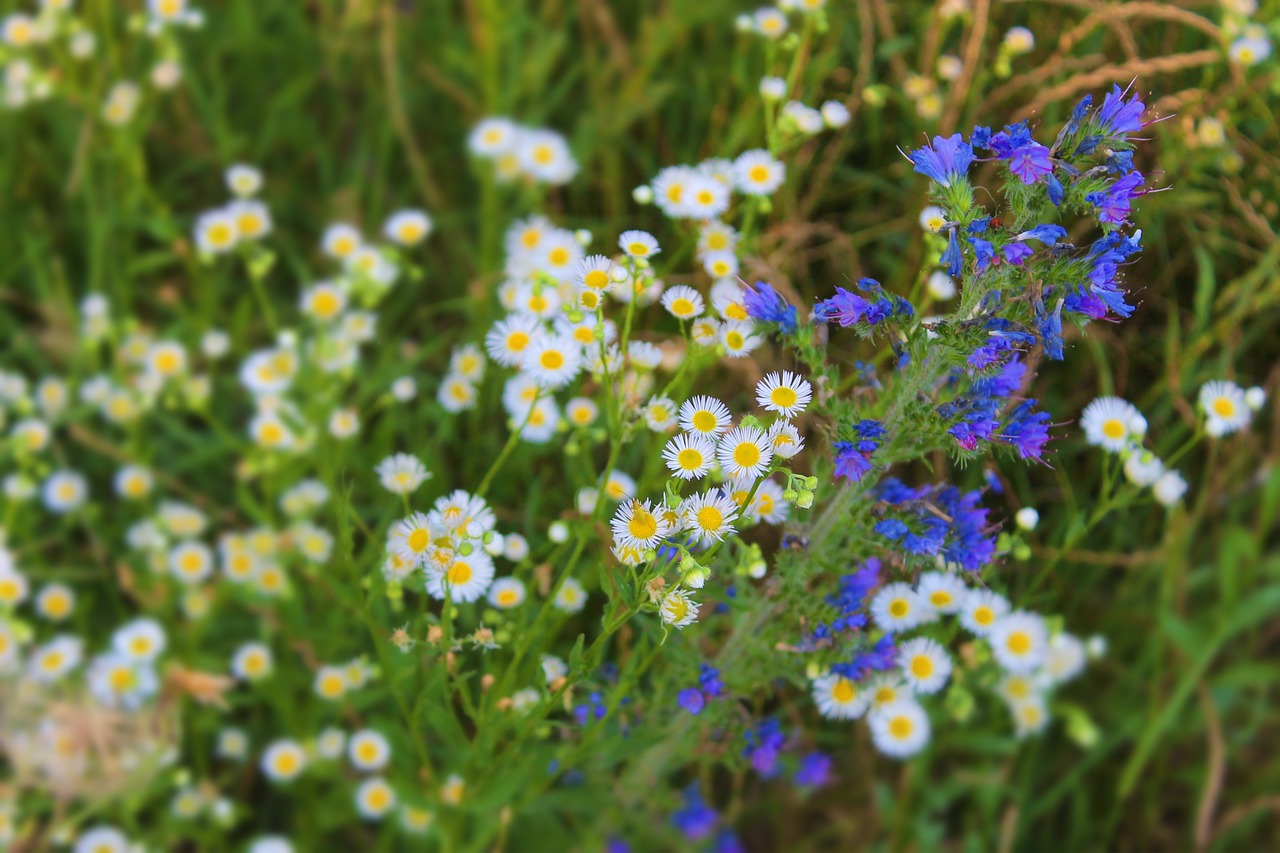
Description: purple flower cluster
810,558,881,641
832,419,886,483
742,718,787,778
831,634,897,680
872,479,996,571
677,664,725,715
909,133,975,186
743,281,798,335
813,278,912,330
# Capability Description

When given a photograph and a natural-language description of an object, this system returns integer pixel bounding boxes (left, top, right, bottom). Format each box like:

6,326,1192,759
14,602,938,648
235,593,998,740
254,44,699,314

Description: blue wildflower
970,236,995,272
794,752,833,788
909,133,975,186
941,229,963,277
1017,224,1068,245
1008,142,1054,185
671,785,719,842
1046,173,1065,206
677,688,706,715
1097,83,1146,136
1087,171,1144,224
999,400,1053,462
743,281,798,334
1003,242,1034,265
743,719,787,778
1035,297,1065,360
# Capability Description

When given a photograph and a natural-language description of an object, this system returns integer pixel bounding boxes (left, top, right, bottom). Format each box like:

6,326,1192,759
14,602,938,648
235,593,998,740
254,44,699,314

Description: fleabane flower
643,396,678,432
812,673,869,720
1199,380,1251,437
717,426,773,480
195,209,239,255
868,698,931,758
376,454,430,495
733,149,785,196
870,582,928,632
719,320,761,358
1080,396,1142,452
989,611,1048,674
261,740,307,783
384,209,432,246
487,577,527,610
662,433,716,481
610,499,672,551
679,490,739,546
618,230,660,260
388,512,436,565
755,371,812,418
897,637,952,694
958,588,1009,637
425,551,495,603
524,335,582,389
661,285,705,320
348,729,391,772
226,164,262,197
485,314,542,368
659,589,699,629
916,571,965,614
679,395,732,437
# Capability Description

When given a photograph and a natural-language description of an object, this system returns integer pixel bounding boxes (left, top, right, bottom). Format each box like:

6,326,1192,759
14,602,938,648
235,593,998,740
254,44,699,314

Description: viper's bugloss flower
742,281,797,334
999,401,1052,461
1086,171,1144,224
671,785,718,842
908,133,974,186
742,718,786,778
794,752,833,787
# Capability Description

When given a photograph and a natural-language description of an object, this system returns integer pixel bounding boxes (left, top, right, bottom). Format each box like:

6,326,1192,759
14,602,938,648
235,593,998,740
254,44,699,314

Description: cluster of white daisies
812,572,1096,758
1081,380,1265,506
467,117,578,186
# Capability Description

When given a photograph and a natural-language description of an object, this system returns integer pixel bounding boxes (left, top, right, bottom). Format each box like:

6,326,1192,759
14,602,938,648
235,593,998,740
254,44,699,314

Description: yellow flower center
539,350,564,370
725,303,748,321
506,332,530,352
910,655,933,679
366,786,392,811
1101,418,1126,440
532,145,554,165
929,591,952,608
888,599,908,618
0,580,18,601
677,448,703,470
666,596,688,622
748,165,771,183
497,589,519,606
697,506,724,532
1007,631,1031,655
109,667,135,691
770,387,797,409
547,248,570,267
671,298,695,316
692,411,717,432
398,223,423,242
627,241,650,256
208,223,234,247
725,331,744,349
1212,397,1235,418
973,605,994,626
447,561,473,585
274,752,299,775
888,715,913,739
584,270,609,290
406,528,430,552
155,351,181,374
357,742,378,762
520,229,540,249
832,678,855,703
733,442,760,468
707,233,728,250
312,291,340,318
627,505,658,540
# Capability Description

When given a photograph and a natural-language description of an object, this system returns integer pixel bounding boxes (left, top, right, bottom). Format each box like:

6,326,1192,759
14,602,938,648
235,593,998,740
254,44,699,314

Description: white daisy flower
602,470,637,502
43,470,87,513
113,618,167,662
27,635,83,684
1039,632,1087,686
228,200,272,241
717,425,773,480
194,209,239,255
659,589,699,628
753,7,788,38
650,166,697,218
812,672,868,719
1123,451,1164,487
746,478,790,524
321,223,362,259
870,582,928,632
565,397,600,428
484,314,543,368
916,571,965,614
469,117,518,156
610,499,672,551
0,565,29,607
989,610,1049,674
679,395,732,436
627,340,664,370
553,577,588,613
384,209,432,246
733,149,786,196
755,371,813,418
683,174,730,220
719,320,762,358
766,421,805,459
169,541,214,585
868,698,930,758
702,250,739,280
388,512,436,565
355,778,397,820
300,282,347,322
376,453,430,495
690,317,722,347
226,163,263,197
261,740,307,783
679,490,739,546
231,643,273,682
1011,694,1050,738
487,577,527,609
145,340,187,381
36,583,75,621
618,229,660,259
697,221,738,257
348,729,391,772
1153,470,1187,506
517,129,577,185
643,396,679,432
1080,396,1142,452
425,551,495,603
897,637,952,694
518,398,560,443
1199,380,1251,436
958,588,1010,637
73,827,129,853
661,285,705,320
662,433,716,480
918,205,947,233
438,374,478,413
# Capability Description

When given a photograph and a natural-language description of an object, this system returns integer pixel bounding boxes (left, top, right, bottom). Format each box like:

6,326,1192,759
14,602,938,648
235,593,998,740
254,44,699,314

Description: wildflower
659,589,699,628
384,209,432,246
1040,632,1087,686
169,541,214,585
642,396,678,431
88,653,158,709
868,698,930,758
611,499,672,551
554,577,588,613
989,611,1048,673
355,778,397,820
114,618,167,662
1199,380,1251,436
733,149,785,196
440,774,466,805
680,490,739,546
195,209,239,255
261,740,307,783
426,551,495,603
752,7,788,39
767,421,805,460
618,230,660,259
1230,35,1271,66
488,577,526,609
231,643,273,682
1080,396,1142,452
821,100,851,128
348,730,391,772
897,637,952,694
73,827,130,853
28,635,83,683
662,433,716,480
36,583,75,621
1153,470,1188,506
812,673,869,719
321,223,362,259
742,282,799,334
1011,694,1050,738
671,785,719,842
916,571,965,613
909,133,974,186
42,470,87,513
717,426,773,480
870,582,928,632
1002,26,1035,54
314,666,348,701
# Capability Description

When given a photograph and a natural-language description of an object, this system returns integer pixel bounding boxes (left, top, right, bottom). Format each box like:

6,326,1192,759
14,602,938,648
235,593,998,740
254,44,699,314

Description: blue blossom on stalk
794,752,833,788
875,479,997,571
832,420,885,483
941,229,963,277
671,785,719,842
742,719,787,778
1096,83,1147,136
1003,242,1034,265
1066,230,1143,319
1087,171,1144,224
908,133,975,186
998,400,1053,462
813,279,907,328
742,281,798,335
677,664,725,715
832,634,897,680
814,558,881,638
573,691,608,725
1035,296,1065,360
1046,173,1065,206
968,322,1036,370
970,236,995,273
